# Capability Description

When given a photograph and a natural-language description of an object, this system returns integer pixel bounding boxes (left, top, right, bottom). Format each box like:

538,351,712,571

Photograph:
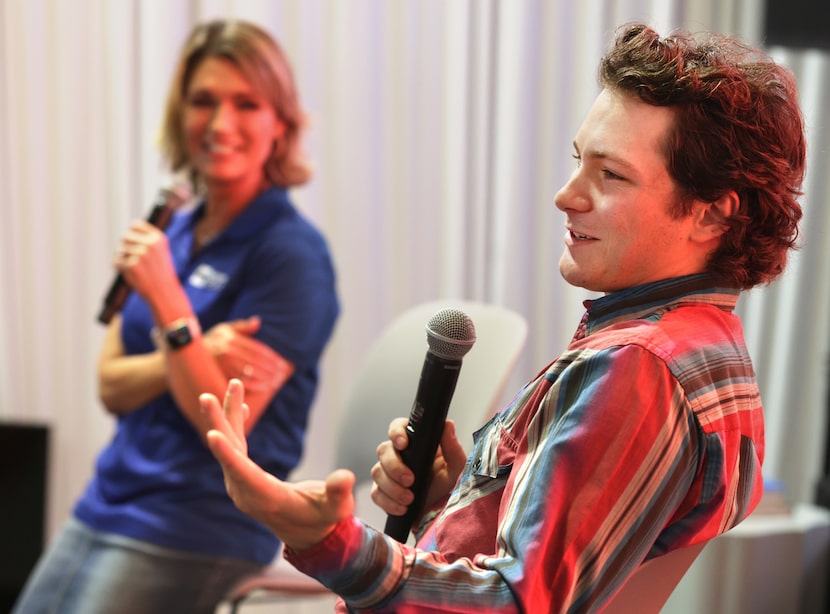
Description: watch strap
151,317,201,351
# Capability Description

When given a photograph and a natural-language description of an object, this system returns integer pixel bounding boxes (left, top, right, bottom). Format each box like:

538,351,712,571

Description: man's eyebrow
573,141,638,173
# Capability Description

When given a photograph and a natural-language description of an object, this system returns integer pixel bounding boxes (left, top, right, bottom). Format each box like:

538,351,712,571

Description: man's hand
370,417,467,517
201,379,355,552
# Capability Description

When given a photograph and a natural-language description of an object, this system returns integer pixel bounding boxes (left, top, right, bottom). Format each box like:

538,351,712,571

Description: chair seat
226,559,327,602
601,542,706,613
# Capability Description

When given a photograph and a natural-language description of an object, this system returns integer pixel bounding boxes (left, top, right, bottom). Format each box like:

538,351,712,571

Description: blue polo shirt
75,187,339,564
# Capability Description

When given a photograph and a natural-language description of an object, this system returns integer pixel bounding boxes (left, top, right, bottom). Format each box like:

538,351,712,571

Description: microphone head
158,175,194,210
425,308,476,360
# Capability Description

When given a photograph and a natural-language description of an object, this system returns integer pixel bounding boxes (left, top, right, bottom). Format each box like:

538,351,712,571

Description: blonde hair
160,19,312,188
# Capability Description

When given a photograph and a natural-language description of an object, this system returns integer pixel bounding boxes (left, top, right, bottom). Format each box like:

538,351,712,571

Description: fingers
439,420,468,475
199,379,249,450
114,222,173,296
127,219,163,237
370,434,415,516
199,391,225,431
204,428,272,523
228,315,261,333
418,420,468,511
376,436,414,487
206,323,292,391
118,221,163,258
224,378,249,441
370,474,412,516
206,316,259,337
205,428,237,470
231,349,294,395
387,417,410,451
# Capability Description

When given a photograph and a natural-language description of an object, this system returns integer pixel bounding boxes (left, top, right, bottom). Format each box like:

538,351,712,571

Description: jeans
12,517,264,614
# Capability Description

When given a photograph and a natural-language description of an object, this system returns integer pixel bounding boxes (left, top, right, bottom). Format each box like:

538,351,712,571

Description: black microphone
384,307,476,543
96,185,189,325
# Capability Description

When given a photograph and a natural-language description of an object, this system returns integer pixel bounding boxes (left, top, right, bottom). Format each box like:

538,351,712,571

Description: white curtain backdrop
1,0,828,552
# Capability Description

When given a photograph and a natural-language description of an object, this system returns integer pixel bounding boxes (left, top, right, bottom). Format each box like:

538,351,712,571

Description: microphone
96,184,190,325
383,307,476,543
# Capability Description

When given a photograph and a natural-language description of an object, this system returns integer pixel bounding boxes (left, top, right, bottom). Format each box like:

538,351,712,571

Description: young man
201,23,805,612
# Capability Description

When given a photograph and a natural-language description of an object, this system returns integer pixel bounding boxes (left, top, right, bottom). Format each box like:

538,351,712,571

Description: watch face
166,323,193,349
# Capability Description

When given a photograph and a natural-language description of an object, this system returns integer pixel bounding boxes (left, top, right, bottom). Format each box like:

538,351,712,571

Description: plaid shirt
289,274,765,613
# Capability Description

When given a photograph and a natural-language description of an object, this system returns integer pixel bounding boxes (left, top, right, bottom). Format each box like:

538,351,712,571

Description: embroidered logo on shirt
189,264,229,290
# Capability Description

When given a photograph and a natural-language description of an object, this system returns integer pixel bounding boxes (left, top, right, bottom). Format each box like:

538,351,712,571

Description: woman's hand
203,316,295,393
370,418,467,518
201,379,355,552
114,220,178,302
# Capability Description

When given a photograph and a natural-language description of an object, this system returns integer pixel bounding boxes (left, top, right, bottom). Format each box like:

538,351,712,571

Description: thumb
440,420,468,475
325,469,357,517
229,315,261,334
325,468,356,500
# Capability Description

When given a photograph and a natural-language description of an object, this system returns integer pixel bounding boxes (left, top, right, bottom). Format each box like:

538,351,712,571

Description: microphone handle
384,351,462,542
96,199,175,325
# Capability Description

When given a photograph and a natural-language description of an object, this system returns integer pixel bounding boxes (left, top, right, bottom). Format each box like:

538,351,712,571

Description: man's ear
690,191,740,243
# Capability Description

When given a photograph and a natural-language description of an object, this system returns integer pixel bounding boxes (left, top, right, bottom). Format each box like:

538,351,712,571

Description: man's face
554,88,705,294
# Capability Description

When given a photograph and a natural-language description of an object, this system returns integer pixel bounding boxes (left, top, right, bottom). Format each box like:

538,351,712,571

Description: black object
0,423,49,611
764,0,830,50
96,188,183,325
384,308,476,543
161,318,199,350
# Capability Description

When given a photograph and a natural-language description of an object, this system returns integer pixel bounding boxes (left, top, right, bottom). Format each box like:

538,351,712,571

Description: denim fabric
12,517,263,614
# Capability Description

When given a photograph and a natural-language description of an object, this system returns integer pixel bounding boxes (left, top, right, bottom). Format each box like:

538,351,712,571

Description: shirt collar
579,274,741,338
189,186,292,244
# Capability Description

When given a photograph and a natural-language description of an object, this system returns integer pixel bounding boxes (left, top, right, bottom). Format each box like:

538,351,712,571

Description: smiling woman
10,19,340,614
183,56,287,205
161,20,312,190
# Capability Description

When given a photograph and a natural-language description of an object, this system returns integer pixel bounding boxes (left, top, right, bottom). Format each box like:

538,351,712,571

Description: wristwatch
151,317,201,351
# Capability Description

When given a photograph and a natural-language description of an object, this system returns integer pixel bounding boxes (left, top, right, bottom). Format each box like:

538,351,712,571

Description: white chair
220,299,528,612
601,542,706,613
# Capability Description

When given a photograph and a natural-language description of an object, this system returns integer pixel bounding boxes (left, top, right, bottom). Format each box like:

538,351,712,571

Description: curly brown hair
160,19,312,188
599,23,805,289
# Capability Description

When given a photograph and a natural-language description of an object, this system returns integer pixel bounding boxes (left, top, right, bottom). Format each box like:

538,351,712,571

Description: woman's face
183,56,285,189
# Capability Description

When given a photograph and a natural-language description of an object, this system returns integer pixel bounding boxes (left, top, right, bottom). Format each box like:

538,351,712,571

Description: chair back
222,300,527,610
601,542,706,613
334,299,528,484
